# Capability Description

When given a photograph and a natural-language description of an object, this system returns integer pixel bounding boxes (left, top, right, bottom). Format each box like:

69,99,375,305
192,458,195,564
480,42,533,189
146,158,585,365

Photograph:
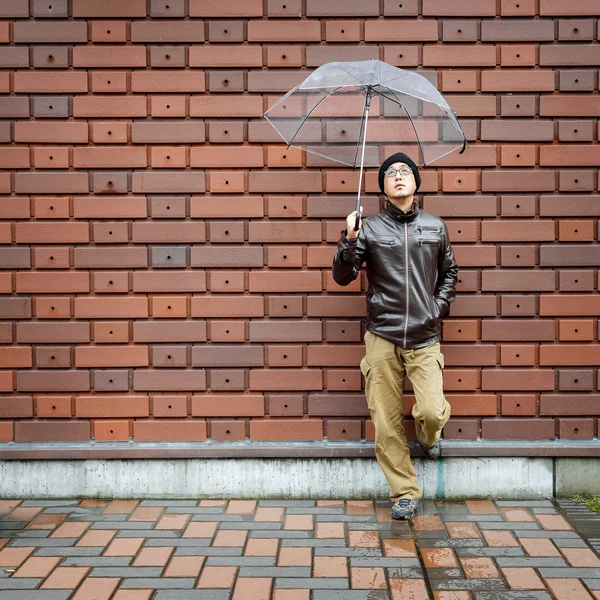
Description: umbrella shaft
355,103,370,216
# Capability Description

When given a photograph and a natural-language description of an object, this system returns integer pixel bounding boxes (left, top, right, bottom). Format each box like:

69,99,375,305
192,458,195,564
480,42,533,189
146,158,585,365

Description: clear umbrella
263,59,467,229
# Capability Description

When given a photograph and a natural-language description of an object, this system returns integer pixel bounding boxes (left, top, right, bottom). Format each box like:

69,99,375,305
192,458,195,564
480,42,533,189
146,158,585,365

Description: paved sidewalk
1,498,600,599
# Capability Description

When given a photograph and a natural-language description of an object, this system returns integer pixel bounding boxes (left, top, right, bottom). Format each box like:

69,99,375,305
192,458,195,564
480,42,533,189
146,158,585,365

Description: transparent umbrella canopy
264,60,467,229
263,59,467,170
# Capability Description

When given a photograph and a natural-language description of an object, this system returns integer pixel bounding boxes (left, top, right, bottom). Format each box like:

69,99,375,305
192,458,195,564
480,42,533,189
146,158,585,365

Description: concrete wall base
0,456,577,499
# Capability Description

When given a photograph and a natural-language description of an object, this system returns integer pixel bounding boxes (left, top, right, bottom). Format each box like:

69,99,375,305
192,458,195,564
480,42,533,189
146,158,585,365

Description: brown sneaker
391,498,419,520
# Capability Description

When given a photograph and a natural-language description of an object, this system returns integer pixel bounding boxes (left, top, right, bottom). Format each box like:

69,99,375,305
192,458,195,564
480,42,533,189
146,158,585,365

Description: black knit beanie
378,152,421,194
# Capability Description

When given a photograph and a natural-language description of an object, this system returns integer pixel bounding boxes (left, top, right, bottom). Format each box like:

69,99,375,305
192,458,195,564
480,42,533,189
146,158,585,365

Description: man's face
383,162,417,201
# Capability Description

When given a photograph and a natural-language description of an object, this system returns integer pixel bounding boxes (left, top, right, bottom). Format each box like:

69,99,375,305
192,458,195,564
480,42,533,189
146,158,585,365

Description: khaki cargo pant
360,330,451,501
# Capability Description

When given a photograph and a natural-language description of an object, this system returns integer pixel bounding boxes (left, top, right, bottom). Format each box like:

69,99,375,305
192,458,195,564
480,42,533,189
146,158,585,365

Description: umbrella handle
353,198,361,231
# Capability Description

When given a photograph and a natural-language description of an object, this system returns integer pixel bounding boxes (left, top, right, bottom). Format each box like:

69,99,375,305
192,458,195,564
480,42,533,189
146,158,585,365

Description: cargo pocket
360,356,371,378
436,354,445,369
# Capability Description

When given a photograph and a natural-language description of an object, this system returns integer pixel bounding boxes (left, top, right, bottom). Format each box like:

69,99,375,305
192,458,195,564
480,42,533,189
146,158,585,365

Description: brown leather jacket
332,200,458,349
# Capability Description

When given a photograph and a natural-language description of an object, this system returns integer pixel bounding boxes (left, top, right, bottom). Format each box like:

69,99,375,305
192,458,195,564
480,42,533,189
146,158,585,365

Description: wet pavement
1,497,600,599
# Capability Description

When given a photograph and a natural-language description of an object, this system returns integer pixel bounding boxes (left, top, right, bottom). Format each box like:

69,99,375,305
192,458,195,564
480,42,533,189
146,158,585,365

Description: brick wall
0,0,598,451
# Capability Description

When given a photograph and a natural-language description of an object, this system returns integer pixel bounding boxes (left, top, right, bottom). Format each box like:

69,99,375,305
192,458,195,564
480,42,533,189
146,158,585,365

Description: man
332,152,458,520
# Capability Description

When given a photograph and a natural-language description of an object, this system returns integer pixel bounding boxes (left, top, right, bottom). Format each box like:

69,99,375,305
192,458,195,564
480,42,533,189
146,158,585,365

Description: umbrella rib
384,86,426,166
286,85,345,148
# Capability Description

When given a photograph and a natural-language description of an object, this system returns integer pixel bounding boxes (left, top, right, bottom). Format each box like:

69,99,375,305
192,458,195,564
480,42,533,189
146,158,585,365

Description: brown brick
133,321,207,343
76,396,149,418
132,172,206,194
0,97,30,118
15,172,89,194
16,272,89,294
94,420,130,441
74,196,147,219
17,322,90,344
75,346,148,368
74,247,148,269
131,21,205,42
191,146,263,168
192,346,264,367
191,297,264,318
192,394,264,416
247,69,312,93
73,96,147,118
559,418,594,439
73,0,146,16
131,71,205,93
482,270,555,292
481,70,555,92
191,247,263,268
250,418,322,440
249,271,321,293
501,394,537,416
249,320,322,342
482,369,555,391
17,371,90,392
133,272,206,293
482,418,555,440
250,370,322,391
134,370,207,391
443,419,480,439
540,394,600,416
308,394,368,416
365,20,438,41
90,71,128,94
191,95,263,117
14,72,87,94
36,396,74,419
75,297,148,319
540,344,600,366
540,294,600,316
541,94,600,117
0,396,33,418
249,222,322,243
15,420,90,442
134,420,207,441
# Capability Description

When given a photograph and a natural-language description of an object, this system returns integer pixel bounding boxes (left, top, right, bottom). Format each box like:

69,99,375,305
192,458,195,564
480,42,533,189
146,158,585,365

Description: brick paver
0,498,599,598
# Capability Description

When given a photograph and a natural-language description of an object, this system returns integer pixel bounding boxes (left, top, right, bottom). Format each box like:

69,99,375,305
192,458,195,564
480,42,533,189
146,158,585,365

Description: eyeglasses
384,167,413,178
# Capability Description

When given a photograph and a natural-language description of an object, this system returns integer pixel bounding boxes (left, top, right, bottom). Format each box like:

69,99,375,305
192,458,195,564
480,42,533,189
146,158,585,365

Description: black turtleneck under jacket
332,201,459,349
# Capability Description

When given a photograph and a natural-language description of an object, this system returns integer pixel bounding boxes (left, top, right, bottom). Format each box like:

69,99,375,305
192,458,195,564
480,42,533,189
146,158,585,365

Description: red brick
557,320,595,341
482,369,555,391
191,146,263,168
74,147,147,169
192,395,264,417
541,394,600,416
482,418,555,440
540,344,600,366
134,420,207,441
0,421,13,441
365,20,438,41
190,45,262,67
541,0,600,14
131,71,205,93
189,0,262,15
541,145,600,167
191,95,263,117
75,346,148,368
424,0,495,14
425,45,496,67
481,70,555,92
16,272,89,294
250,418,323,440
73,0,146,16
250,370,322,391
90,71,128,93
75,297,148,319
132,171,206,194
74,196,147,219
540,294,600,316
131,21,205,42
14,72,88,94
36,396,74,419
76,396,149,418
134,370,207,392
15,420,90,442
249,271,321,293
94,420,130,441
73,96,147,118
501,394,538,416
90,20,128,43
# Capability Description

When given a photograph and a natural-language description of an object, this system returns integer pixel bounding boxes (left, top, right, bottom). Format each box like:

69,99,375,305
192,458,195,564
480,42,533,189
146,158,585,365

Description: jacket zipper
404,221,409,347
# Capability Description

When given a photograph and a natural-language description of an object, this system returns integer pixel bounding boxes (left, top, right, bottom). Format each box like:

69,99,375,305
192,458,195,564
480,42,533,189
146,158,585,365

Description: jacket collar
384,199,420,223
